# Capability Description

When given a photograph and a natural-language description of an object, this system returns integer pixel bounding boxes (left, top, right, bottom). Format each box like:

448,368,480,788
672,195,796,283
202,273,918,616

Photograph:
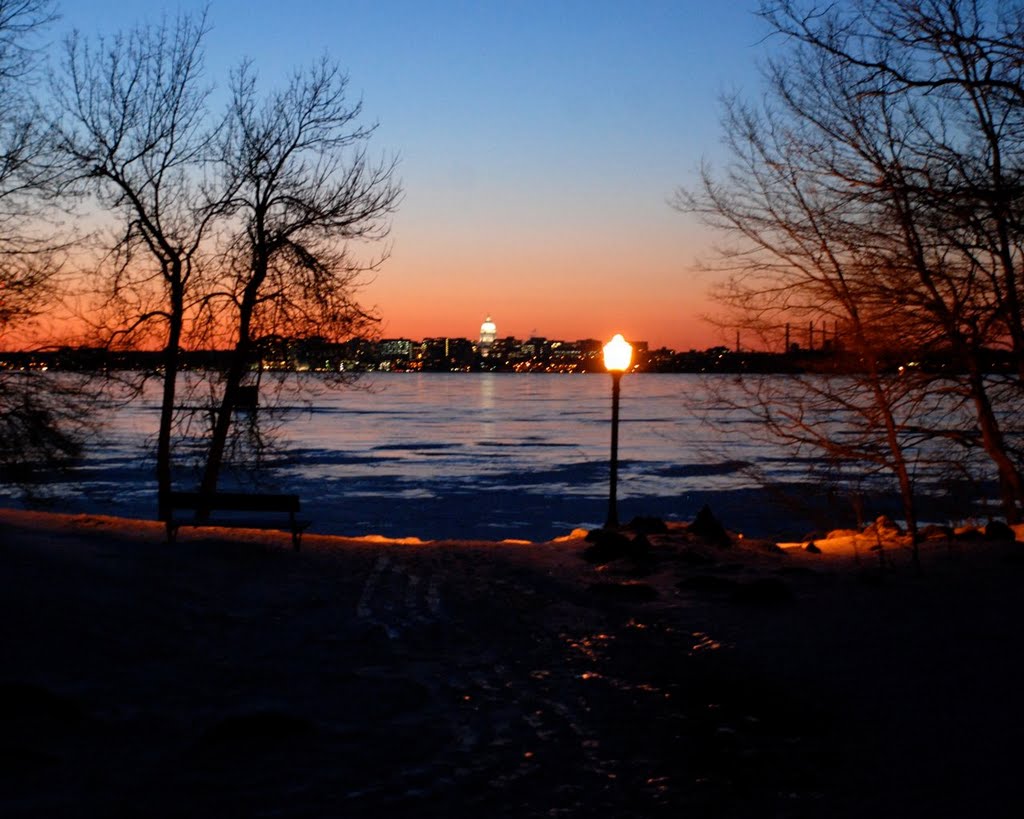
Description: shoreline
2,507,1022,817
3,478,1001,546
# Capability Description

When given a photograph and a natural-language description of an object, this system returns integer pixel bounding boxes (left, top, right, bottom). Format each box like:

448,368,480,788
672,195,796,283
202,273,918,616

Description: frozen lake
1,372,973,541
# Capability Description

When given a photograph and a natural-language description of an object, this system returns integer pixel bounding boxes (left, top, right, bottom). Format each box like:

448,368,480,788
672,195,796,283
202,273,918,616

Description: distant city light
4,315,909,375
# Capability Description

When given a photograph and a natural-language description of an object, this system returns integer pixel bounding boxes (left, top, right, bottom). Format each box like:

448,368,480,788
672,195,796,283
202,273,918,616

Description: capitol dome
479,315,497,354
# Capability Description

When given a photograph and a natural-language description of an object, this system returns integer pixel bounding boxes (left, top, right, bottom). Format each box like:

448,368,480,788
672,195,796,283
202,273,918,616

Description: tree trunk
197,268,263,510
967,365,1024,523
867,365,920,566
156,277,183,522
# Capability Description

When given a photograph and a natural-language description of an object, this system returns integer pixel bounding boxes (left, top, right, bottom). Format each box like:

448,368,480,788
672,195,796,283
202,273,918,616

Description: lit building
378,338,415,371
479,315,497,356
422,337,475,371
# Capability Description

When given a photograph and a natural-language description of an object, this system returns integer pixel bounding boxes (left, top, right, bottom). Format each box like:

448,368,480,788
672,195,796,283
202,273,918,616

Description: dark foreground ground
1,509,1022,818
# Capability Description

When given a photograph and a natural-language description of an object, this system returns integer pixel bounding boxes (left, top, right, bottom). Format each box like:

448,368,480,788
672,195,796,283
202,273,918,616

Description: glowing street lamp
603,333,633,528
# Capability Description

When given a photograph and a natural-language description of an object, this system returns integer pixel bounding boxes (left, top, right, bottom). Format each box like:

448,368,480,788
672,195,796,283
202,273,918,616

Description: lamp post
602,333,633,529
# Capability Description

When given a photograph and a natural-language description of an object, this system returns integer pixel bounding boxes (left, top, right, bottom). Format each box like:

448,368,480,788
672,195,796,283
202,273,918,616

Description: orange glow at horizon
363,215,726,352
2,250,727,353
1,210,728,353
2,274,726,354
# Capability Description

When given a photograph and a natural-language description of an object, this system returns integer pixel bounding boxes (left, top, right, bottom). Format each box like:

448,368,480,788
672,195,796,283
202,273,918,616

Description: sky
53,1,772,351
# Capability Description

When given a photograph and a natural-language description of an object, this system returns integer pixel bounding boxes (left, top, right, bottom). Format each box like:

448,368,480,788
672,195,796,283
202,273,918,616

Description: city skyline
47,1,772,352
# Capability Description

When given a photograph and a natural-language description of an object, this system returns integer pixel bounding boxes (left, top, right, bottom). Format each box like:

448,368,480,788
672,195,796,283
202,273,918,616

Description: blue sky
54,1,772,349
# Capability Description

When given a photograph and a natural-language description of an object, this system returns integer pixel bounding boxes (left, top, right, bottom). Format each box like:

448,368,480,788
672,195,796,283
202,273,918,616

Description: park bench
162,491,310,550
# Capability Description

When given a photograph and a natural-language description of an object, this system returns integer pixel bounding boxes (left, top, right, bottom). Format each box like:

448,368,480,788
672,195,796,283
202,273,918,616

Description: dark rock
582,529,653,565
804,541,821,554
920,524,953,542
985,520,1016,542
587,581,658,603
955,527,984,541
865,515,902,536
582,529,633,563
630,532,653,555
689,504,731,547
627,515,669,534
732,578,794,606
625,533,656,573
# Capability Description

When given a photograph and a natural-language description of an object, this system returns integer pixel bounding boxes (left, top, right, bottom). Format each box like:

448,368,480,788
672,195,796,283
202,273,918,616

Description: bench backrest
166,491,300,513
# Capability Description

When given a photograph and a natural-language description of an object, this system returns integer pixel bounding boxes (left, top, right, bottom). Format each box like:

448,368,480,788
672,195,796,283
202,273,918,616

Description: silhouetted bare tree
0,0,97,484
0,0,60,330
52,10,222,517
760,0,1024,521
195,59,399,499
677,88,933,551
678,0,1024,533
45,11,399,510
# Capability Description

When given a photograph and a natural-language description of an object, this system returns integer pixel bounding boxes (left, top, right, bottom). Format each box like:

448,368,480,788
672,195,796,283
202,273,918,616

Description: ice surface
0,373,985,541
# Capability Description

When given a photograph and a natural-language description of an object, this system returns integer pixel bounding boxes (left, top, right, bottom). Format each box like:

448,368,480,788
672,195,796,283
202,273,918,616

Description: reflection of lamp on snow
603,334,633,528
